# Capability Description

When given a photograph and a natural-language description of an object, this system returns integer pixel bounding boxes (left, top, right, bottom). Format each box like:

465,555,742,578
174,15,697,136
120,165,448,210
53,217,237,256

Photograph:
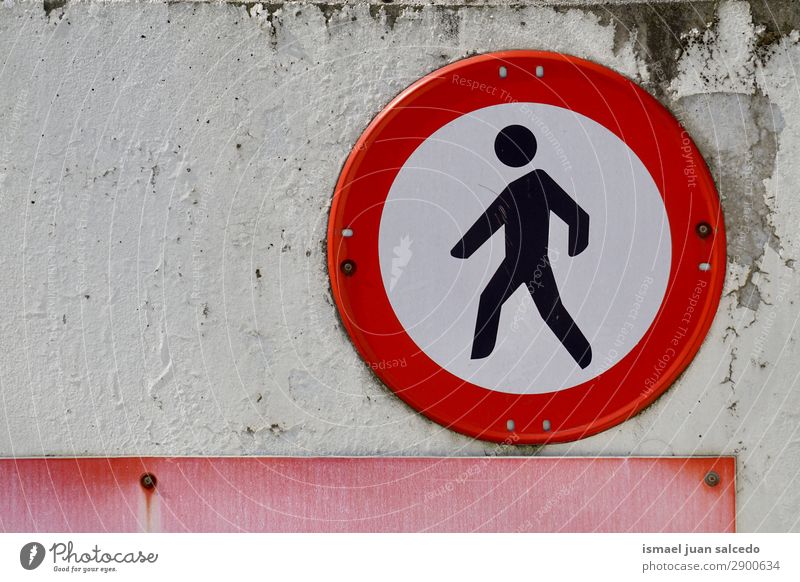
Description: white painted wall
1,0,799,531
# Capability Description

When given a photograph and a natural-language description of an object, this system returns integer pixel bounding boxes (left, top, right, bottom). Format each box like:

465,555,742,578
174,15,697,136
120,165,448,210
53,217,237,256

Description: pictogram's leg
529,266,592,368
471,263,521,359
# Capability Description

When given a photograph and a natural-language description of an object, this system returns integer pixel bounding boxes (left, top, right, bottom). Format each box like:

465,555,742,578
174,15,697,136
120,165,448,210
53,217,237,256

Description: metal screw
696,222,712,238
704,471,720,487
140,473,157,490
341,260,356,276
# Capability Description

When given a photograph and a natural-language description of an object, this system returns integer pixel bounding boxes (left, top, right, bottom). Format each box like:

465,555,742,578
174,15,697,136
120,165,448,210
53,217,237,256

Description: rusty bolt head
341,260,356,276
696,222,712,238
704,470,720,487
140,473,157,490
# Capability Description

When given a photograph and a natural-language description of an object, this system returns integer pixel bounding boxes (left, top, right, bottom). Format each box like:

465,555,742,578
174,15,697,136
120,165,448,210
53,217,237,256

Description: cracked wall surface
1,0,799,531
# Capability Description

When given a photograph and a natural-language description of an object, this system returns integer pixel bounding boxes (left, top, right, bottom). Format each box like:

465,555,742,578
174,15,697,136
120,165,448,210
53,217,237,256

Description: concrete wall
0,0,798,531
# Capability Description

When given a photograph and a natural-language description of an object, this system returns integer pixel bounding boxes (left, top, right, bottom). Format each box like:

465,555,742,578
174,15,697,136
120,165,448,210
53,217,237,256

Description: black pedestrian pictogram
450,125,593,368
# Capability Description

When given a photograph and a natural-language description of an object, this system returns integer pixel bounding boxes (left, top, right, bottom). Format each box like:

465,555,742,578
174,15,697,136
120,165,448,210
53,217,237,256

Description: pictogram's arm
450,192,508,259
537,170,589,256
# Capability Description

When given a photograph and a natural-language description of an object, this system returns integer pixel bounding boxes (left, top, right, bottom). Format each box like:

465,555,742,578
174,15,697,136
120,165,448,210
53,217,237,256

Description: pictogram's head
494,125,537,167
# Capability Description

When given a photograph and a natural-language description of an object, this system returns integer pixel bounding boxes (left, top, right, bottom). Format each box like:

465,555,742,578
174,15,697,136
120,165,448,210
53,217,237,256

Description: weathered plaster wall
1,0,799,531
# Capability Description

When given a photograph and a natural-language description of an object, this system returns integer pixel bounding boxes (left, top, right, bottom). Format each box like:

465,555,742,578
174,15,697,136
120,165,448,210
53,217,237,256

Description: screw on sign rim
327,51,726,444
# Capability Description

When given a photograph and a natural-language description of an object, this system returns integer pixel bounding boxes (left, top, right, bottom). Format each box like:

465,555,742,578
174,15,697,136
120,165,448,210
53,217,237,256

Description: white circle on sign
379,103,671,395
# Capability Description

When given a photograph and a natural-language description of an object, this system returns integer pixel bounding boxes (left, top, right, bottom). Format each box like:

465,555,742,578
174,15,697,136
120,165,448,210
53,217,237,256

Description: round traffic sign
328,51,725,444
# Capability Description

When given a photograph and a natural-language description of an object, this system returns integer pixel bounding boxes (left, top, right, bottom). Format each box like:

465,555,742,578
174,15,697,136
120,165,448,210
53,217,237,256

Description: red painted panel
0,457,734,533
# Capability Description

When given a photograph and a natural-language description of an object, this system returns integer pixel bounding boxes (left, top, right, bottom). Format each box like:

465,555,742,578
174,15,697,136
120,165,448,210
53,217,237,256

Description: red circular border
327,51,726,444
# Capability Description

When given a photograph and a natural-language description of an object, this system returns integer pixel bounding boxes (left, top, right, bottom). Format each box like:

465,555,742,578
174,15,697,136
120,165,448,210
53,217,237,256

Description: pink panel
0,457,735,532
